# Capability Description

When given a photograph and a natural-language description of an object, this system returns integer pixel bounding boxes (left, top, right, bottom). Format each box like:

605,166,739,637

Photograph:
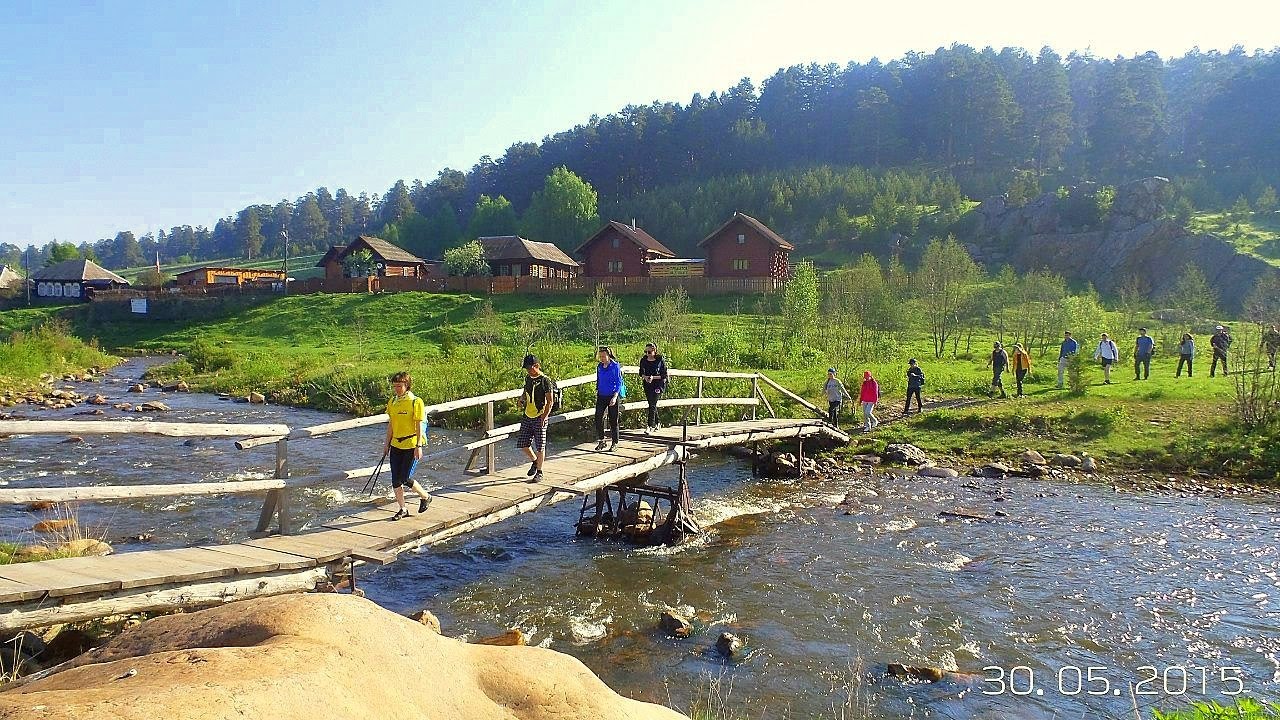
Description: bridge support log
253,439,293,536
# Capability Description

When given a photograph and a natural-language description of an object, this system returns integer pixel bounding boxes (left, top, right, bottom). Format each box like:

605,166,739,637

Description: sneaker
390,509,406,521
527,462,538,477
529,470,543,483
594,441,608,451
608,441,617,451
419,496,431,514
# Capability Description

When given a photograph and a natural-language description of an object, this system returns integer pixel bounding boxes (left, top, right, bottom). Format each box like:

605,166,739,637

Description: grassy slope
0,314,117,393
1188,211,1280,267
113,252,326,282
2,291,1259,478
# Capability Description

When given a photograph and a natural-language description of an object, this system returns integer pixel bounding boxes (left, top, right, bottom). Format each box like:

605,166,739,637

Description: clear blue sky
2,0,1276,248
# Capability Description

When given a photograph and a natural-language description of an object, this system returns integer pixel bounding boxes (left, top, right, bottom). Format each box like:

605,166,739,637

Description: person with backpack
1262,324,1280,371
1134,328,1155,381
987,341,1009,398
859,370,880,432
1094,333,1120,384
638,342,668,433
594,346,624,451
1176,333,1195,378
823,368,853,426
383,371,432,521
1056,331,1078,389
1010,343,1031,397
518,354,554,483
1210,325,1232,377
904,359,925,414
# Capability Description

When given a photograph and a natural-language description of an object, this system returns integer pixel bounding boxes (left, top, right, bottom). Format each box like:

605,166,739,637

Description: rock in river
883,443,931,466
918,466,958,479
659,610,693,638
714,632,743,658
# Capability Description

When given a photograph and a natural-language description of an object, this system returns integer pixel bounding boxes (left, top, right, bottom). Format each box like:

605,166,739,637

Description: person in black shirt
518,354,554,482
638,342,668,433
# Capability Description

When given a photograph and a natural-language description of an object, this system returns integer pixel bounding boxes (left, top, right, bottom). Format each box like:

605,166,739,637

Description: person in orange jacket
1010,343,1032,397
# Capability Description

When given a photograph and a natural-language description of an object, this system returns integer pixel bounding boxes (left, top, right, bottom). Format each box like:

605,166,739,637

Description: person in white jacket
1093,333,1120,385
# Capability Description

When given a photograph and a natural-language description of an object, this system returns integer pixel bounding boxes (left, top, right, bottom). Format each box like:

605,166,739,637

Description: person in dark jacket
1210,325,1232,377
594,346,623,451
638,342,668,433
904,359,925,414
987,342,1009,398
1175,333,1195,378
1134,328,1155,381
1261,324,1280,371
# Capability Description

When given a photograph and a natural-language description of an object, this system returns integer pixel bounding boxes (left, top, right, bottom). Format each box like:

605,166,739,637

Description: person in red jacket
859,370,880,432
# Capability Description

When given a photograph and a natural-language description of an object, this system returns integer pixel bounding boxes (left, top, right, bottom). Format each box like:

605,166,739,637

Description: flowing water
2,358,1278,719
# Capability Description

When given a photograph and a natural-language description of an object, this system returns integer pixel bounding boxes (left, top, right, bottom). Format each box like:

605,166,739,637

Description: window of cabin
611,237,620,249
733,259,750,271
736,233,746,244
608,260,623,273
500,265,510,276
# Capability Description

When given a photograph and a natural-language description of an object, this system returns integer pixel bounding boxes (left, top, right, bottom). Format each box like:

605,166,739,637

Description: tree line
8,44,1278,271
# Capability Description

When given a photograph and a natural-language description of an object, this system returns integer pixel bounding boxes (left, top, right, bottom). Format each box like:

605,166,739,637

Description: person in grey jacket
1176,333,1195,378
824,368,853,426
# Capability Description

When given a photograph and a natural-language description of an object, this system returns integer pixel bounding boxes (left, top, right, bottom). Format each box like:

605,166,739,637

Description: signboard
130,298,148,314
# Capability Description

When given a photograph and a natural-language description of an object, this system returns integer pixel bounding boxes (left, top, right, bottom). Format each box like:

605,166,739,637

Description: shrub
185,338,237,373
1066,352,1089,395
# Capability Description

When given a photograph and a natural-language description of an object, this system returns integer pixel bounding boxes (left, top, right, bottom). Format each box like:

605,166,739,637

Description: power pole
24,244,31,306
280,230,289,296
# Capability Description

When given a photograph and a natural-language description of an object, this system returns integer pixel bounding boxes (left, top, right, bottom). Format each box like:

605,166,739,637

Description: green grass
1154,698,1280,720
113,252,326,282
0,317,117,393
1189,211,1280,267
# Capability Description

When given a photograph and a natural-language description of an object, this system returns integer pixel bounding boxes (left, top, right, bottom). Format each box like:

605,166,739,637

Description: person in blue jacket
594,346,624,451
1056,330,1079,390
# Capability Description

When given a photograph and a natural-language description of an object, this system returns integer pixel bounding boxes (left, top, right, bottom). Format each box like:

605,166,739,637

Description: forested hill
7,45,1279,270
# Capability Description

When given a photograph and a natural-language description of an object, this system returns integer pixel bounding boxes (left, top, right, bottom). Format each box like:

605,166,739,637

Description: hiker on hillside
1010,343,1032,397
987,341,1009,398
1210,325,1232,377
1056,331,1079,389
638,342,668,433
824,368,853,426
518,354,554,482
1176,333,1195,378
594,346,624,451
384,372,432,521
1134,328,1155,381
904,359,925,414
1261,324,1280,371
859,371,880,432
1094,333,1120,384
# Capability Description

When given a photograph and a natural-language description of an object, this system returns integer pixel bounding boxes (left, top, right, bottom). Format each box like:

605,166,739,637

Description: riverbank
2,293,1274,481
0,315,117,397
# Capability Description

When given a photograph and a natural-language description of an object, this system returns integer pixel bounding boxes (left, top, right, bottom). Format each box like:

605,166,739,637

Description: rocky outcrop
0,593,687,720
972,177,1278,312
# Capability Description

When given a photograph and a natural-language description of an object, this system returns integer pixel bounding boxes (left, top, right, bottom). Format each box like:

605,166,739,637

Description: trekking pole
362,447,390,498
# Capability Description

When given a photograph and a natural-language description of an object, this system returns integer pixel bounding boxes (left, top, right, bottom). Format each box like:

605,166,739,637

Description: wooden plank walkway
0,419,846,630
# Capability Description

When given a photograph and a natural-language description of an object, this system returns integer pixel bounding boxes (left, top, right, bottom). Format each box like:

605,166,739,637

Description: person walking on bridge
1010,343,1031,397
639,342,668,433
1134,328,1155,381
384,372,432,521
1094,333,1120,385
1056,331,1078,389
859,371,880,432
824,368,853,426
518,354,554,483
594,346,624,451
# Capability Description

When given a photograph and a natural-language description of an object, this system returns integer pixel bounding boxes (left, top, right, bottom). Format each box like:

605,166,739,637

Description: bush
1153,698,1280,720
186,338,237,373
1065,352,1089,395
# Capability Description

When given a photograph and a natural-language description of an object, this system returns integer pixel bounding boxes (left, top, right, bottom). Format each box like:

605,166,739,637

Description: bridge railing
0,369,825,534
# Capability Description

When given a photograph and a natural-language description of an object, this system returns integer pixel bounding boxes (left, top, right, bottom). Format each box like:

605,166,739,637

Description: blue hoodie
596,359,623,397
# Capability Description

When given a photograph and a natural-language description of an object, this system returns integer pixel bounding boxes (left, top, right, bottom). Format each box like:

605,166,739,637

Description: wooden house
317,235,431,281
478,236,579,278
30,259,129,301
576,221,675,277
698,212,794,280
174,266,286,287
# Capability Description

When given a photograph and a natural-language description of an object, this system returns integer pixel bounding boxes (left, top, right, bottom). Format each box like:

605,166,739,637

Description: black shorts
1101,358,1114,367
388,446,417,488
516,416,547,453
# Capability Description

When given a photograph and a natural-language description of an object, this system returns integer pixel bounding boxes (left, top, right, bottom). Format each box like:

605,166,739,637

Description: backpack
918,371,926,386
548,376,563,413
618,378,627,399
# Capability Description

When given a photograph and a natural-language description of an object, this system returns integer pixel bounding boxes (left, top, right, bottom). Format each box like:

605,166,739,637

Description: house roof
316,245,344,267
348,235,425,264
697,212,795,250
479,236,580,267
0,265,22,288
575,221,675,257
174,266,286,277
30,259,129,284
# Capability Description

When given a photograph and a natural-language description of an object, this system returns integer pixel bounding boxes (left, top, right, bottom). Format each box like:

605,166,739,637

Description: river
2,358,1277,719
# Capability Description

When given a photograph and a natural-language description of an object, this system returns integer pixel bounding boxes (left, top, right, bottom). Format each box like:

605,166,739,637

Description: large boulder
0,594,687,720
883,444,931,466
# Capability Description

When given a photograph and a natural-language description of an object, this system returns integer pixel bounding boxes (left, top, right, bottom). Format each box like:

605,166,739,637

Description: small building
317,235,430,282
478,236,580,278
698,212,794,280
174,266,286,287
576,221,676,277
30,259,129,301
0,264,22,291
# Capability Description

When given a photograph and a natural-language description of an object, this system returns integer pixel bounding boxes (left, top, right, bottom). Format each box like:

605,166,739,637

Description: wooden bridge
0,369,848,631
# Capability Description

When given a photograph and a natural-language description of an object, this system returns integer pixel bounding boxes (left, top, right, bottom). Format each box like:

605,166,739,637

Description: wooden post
694,376,704,425
485,401,496,474
254,439,291,536
797,439,805,479
750,377,759,421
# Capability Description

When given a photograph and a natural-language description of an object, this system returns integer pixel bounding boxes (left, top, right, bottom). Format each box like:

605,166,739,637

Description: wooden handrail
0,479,286,504
757,374,827,419
0,420,290,439
485,397,759,438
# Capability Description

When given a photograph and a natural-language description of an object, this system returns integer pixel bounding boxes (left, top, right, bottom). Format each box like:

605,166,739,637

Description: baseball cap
522,354,538,369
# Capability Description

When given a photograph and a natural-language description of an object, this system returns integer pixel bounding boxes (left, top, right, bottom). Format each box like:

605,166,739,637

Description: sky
2,0,1277,248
